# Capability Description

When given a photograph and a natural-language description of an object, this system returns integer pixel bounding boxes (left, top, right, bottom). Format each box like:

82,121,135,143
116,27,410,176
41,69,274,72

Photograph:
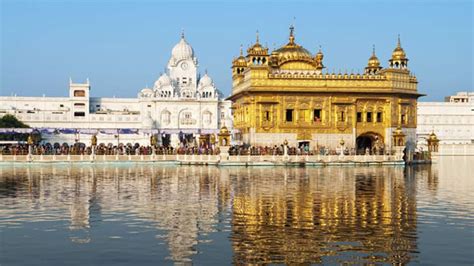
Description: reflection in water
230,167,417,264
0,165,228,263
0,160,472,265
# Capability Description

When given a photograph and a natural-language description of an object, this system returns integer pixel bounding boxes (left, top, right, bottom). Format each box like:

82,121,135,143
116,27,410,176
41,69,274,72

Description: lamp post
74,129,79,143
116,129,120,147
91,134,97,161
339,138,345,158
210,133,216,150
150,134,157,155
283,139,289,157
27,134,33,161
73,129,80,155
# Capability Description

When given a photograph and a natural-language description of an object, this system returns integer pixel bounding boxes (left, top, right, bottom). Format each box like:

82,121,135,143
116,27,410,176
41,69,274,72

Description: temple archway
356,132,383,155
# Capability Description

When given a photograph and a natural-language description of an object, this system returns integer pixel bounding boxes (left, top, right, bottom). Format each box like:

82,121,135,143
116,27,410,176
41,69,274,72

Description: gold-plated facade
229,27,423,151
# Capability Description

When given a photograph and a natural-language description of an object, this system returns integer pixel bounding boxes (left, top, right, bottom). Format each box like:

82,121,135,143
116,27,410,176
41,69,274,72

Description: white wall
417,102,474,144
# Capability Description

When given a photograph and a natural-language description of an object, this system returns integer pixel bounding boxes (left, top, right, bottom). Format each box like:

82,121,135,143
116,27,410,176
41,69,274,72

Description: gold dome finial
366,45,382,74
232,44,247,68
390,34,408,67
289,24,295,45
316,45,324,59
315,45,324,70
270,25,317,68
247,30,268,56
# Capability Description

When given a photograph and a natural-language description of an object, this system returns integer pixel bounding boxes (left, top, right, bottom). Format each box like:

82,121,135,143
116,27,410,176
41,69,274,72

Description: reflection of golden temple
230,27,422,151
229,167,418,264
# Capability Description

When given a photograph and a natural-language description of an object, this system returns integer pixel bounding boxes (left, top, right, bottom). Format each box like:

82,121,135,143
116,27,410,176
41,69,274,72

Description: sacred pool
0,156,472,265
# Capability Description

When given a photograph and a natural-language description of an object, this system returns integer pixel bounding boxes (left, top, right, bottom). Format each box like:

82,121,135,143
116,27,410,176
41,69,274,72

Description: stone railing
0,153,404,165
437,144,474,156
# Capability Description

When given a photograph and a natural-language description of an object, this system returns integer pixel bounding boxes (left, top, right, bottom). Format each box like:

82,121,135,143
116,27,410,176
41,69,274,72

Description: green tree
0,114,30,128
0,115,33,141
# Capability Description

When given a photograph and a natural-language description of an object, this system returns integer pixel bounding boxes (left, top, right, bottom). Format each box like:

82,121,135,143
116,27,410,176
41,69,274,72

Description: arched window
161,110,171,125
202,111,212,125
74,90,85,97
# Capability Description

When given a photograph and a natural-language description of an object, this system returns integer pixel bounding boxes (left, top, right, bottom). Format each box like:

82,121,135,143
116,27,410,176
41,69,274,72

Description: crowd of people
228,144,392,156
0,142,222,156
2,142,401,157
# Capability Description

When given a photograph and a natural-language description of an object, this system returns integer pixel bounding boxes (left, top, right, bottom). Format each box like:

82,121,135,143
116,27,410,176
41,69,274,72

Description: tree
0,115,33,141
0,114,30,128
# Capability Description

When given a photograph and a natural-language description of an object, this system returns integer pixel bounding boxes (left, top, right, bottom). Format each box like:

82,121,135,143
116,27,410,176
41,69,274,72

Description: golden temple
229,26,423,152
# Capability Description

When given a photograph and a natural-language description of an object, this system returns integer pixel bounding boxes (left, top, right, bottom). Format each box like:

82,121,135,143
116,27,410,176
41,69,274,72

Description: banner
0,128,33,134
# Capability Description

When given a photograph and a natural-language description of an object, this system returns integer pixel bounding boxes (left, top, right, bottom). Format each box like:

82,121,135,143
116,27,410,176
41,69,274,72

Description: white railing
0,154,404,164
437,144,474,156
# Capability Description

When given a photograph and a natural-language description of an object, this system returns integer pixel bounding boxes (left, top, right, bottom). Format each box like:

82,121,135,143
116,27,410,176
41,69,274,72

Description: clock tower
167,32,198,97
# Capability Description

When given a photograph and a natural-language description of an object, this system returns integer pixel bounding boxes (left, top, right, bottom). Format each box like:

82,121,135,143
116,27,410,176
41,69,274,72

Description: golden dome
315,48,324,60
270,26,315,66
232,45,247,67
368,55,380,66
247,31,268,56
391,35,407,60
429,131,438,141
368,45,381,67
219,126,230,135
314,46,324,69
273,45,313,61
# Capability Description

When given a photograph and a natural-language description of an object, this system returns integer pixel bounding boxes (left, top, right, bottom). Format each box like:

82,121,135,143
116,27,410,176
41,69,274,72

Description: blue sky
1,0,472,101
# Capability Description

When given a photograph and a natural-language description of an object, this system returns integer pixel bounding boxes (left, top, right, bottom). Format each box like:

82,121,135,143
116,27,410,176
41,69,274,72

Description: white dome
140,88,154,98
171,36,194,61
153,80,160,89
199,73,213,87
157,73,172,86
141,88,153,94
153,74,172,90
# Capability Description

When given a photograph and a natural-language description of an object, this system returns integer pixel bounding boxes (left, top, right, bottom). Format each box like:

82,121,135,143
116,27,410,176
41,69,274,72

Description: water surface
0,157,473,265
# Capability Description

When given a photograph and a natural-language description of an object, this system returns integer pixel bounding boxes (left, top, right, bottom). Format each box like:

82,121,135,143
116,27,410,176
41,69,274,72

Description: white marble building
0,33,233,146
417,92,474,145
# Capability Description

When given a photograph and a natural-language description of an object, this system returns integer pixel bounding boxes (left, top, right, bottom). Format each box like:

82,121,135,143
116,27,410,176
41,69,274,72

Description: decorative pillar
27,134,33,162
339,138,345,158
90,134,97,161
392,126,406,158
218,126,231,161
210,134,216,150
392,127,406,147
283,139,289,157
150,134,157,155
427,132,439,153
